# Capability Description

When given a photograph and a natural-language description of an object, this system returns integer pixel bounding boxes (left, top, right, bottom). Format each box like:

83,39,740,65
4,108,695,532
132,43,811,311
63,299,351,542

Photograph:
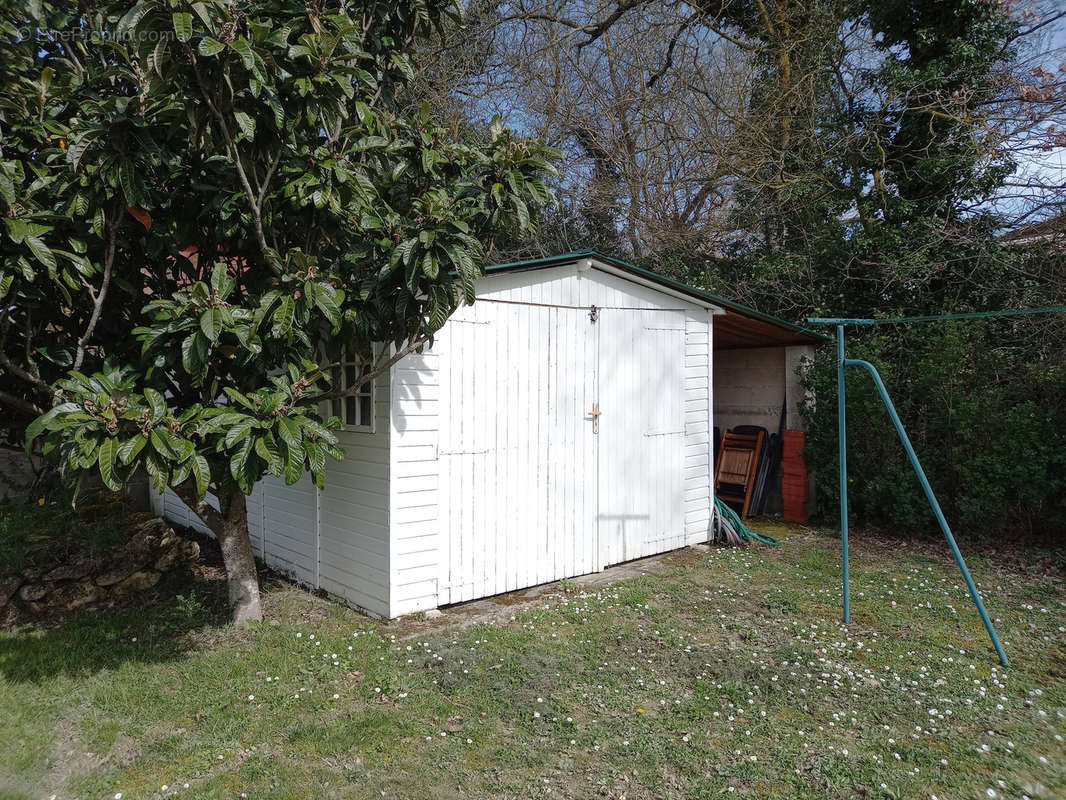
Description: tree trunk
215,492,263,626
172,483,263,626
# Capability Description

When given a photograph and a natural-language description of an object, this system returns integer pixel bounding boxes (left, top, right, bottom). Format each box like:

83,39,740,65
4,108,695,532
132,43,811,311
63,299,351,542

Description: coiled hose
711,497,779,547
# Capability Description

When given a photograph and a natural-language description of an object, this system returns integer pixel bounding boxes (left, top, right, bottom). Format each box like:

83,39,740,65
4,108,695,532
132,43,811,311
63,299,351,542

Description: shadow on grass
0,572,230,684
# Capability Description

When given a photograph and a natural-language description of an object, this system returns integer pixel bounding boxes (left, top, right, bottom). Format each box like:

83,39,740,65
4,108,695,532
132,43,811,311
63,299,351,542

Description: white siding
259,474,316,587
315,370,392,617
388,260,717,615
387,346,440,616
684,312,713,543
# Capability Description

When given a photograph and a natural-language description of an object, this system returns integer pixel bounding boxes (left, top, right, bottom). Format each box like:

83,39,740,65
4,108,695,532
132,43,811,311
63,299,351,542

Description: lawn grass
0,522,1063,799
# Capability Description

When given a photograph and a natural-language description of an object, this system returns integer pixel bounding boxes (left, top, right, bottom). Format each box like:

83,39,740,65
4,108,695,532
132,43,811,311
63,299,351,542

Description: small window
332,354,374,432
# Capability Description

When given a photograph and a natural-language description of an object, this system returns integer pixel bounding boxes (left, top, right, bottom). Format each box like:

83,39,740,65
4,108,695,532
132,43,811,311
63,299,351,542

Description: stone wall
0,513,200,626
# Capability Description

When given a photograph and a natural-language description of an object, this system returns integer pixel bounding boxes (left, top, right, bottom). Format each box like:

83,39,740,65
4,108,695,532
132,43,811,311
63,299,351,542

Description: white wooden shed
153,251,821,618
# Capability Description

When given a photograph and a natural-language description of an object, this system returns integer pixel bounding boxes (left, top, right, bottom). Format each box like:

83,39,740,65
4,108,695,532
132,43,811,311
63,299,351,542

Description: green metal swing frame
808,305,1066,667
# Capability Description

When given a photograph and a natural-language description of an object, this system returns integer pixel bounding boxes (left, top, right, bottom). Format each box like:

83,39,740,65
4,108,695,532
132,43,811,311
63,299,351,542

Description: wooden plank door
596,309,686,567
436,302,599,604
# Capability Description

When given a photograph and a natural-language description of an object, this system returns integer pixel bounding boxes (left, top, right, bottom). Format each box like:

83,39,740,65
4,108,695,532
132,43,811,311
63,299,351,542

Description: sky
995,10,1066,223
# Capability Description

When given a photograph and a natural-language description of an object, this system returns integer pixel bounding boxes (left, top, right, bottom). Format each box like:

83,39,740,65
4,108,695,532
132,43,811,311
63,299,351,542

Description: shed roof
485,250,826,348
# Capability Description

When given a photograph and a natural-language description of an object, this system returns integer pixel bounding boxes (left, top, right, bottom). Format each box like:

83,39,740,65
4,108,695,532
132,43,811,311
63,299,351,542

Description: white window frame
332,349,375,433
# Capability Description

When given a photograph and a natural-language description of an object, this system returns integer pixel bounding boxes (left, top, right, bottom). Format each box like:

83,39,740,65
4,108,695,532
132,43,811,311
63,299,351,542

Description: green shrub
800,318,1066,539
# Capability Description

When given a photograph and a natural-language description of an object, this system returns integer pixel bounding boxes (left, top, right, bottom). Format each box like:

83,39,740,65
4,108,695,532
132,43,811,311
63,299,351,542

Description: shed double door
436,303,686,605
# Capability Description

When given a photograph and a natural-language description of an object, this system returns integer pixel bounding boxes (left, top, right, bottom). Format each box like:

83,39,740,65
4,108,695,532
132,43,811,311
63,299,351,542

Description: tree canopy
2,0,556,622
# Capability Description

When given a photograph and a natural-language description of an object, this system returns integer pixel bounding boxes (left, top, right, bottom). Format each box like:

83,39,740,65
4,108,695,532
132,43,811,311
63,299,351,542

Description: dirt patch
41,705,106,799
387,545,707,639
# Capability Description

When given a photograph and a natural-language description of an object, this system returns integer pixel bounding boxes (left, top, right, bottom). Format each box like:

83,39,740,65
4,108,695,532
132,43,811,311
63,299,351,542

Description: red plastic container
782,429,806,458
780,429,810,523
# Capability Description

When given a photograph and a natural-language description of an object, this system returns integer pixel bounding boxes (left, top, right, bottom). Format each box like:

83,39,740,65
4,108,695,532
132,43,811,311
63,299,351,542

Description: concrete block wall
713,345,815,432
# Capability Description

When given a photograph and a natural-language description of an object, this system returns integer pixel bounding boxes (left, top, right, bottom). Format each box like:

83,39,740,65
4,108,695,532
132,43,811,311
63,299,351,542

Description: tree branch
171,479,227,535
189,55,282,275
0,346,53,397
73,203,120,372
0,387,44,417
314,334,432,402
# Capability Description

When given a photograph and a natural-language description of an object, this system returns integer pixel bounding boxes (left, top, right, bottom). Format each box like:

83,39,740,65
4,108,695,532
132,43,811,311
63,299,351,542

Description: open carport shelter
154,251,822,617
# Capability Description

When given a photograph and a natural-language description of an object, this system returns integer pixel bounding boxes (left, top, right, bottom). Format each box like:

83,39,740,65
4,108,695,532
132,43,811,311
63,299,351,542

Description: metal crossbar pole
808,305,1066,327
842,357,1009,666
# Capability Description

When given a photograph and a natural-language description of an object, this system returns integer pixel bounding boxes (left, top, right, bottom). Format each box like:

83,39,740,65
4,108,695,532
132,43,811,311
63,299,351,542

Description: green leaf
230,38,255,69
229,436,254,484
119,160,138,205
233,111,256,140
277,416,300,450
222,387,257,411
25,237,56,271
254,436,283,476
272,295,295,337
304,438,325,474
198,36,225,56
117,434,147,465
170,459,192,488
146,451,168,493
98,437,121,491
172,12,193,42
513,196,530,230
225,419,255,449
422,250,439,279
150,429,178,459
211,262,229,295
283,440,303,485
117,2,150,35
191,454,210,498
313,283,341,326
24,403,80,451
181,332,204,375
200,307,223,341
144,388,166,423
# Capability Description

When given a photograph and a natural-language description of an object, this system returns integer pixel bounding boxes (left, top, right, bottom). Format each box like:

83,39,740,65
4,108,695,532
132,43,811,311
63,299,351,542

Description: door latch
588,402,601,434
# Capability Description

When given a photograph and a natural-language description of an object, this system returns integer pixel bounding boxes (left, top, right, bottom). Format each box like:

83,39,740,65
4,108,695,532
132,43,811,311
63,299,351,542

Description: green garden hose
712,497,779,547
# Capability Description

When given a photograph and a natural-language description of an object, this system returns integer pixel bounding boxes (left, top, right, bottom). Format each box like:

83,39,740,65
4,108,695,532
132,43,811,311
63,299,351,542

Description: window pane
345,363,357,388
344,397,357,426
359,394,372,426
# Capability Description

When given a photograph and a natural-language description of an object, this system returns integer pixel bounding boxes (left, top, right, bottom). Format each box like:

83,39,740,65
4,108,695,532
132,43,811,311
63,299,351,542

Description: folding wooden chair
714,429,765,519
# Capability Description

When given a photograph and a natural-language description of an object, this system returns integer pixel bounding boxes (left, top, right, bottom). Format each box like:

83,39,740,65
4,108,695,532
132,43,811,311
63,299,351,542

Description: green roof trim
485,249,828,342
